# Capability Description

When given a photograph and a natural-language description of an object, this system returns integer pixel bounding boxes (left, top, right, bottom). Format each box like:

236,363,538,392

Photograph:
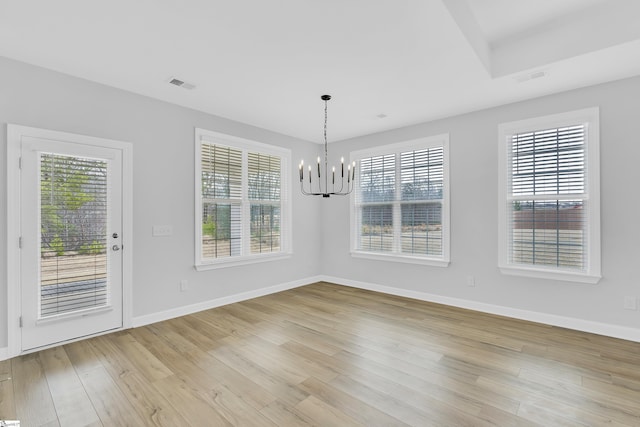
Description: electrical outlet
623,296,637,310
152,225,173,237
466,276,475,287
180,280,188,292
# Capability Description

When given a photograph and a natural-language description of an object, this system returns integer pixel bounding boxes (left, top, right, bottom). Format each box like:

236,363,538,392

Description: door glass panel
40,153,109,318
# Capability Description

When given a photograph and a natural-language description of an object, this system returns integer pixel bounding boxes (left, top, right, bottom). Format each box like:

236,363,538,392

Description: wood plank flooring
2,282,640,426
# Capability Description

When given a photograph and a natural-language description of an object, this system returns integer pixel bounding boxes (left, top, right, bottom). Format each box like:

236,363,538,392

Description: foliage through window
351,135,449,266
40,154,107,257
196,129,291,269
40,153,109,316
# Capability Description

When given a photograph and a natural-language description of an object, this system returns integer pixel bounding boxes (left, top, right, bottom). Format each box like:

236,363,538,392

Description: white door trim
6,124,133,358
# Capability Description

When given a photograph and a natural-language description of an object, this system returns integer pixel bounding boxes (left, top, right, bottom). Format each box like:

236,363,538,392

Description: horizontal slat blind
355,144,446,257
401,202,443,256
40,153,109,318
508,124,587,270
248,152,280,201
202,203,242,258
511,125,585,196
511,200,585,269
358,154,395,203
200,141,283,260
201,143,243,259
250,204,281,254
248,152,281,254
357,153,395,253
401,147,444,200
201,143,242,200
359,204,394,252
400,147,444,255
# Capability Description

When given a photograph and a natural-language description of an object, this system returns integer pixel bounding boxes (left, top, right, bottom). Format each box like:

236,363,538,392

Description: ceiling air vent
514,70,547,84
168,77,196,90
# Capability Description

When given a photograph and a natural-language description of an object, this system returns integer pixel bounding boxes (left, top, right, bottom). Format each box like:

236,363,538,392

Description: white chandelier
299,95,355,197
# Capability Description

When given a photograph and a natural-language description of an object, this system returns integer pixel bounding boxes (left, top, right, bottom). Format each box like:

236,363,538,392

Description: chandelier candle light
299,95,355,197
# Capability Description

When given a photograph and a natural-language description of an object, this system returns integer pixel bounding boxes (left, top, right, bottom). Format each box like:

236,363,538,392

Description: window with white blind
40,153,109,317
498,108,601,283
195,129,291,270
351,135,450,266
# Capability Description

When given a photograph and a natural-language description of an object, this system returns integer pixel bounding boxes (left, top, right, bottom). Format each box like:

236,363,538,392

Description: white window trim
497,107,601,284
195,128,292,270
350,134,450,267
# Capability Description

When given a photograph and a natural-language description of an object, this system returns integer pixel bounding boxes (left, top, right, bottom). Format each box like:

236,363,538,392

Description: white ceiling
467,0,610,43
1,0,639,143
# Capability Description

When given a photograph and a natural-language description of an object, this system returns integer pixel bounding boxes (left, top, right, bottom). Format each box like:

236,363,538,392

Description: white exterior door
12,127,129,352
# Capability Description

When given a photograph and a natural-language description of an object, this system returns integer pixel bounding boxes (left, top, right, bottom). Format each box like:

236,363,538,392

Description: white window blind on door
39,153,109,317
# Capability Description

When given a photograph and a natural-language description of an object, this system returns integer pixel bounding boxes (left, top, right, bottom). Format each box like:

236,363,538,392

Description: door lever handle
112,245,121,251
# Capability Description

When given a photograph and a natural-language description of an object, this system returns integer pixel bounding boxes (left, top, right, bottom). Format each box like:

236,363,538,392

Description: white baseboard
0,347,7,361
320,275,640,343
131,273,640,343
132,275,321,328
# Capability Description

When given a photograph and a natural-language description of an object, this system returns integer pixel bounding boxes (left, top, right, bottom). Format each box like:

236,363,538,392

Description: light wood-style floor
2,282,640,426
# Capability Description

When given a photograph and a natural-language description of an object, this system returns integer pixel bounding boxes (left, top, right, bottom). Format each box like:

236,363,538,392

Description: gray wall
2,56,639,349
322,75,640,331
0,57,322,348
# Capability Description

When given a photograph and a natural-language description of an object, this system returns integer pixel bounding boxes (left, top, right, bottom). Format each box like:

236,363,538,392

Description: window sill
196,252,292,271
499,265,601,284
351,251,450,267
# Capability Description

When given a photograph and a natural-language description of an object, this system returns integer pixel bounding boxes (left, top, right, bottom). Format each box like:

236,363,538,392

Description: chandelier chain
324,97,328,161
